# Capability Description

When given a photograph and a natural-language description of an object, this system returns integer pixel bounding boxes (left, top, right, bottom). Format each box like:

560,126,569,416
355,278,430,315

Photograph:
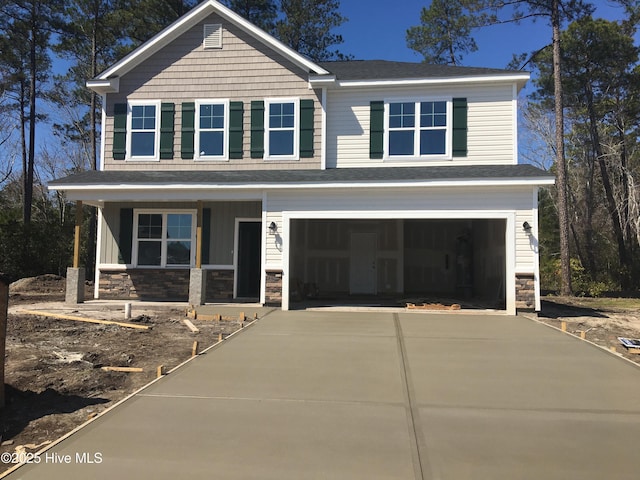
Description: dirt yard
531,296,640,365
1,275,253,474
1,277,639,476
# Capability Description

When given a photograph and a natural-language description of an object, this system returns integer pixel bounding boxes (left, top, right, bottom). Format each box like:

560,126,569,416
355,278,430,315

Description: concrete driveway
5,310,640,479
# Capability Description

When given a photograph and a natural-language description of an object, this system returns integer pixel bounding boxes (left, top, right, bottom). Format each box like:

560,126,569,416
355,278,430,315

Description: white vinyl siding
265,185,535,276
326,83,517,168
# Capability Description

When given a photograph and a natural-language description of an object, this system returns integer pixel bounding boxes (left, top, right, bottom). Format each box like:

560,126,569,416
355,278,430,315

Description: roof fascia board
91,0,329,88
49,177,555,193
329,73,530,89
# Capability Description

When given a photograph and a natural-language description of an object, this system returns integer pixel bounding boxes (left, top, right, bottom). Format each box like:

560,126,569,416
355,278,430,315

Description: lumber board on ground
182,319,199,333
101,366,143,372
19,310,150,330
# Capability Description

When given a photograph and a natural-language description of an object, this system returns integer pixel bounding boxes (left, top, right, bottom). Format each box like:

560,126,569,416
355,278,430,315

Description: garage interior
289,219,506,310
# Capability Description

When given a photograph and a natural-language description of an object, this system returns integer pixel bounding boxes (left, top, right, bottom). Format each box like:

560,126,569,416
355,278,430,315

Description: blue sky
336,0,632,69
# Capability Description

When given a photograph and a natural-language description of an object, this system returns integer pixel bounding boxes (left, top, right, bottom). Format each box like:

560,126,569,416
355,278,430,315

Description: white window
386,99,450,158
196,100,229,160
265,98,299,160
128,101,160,160
133,211,196,267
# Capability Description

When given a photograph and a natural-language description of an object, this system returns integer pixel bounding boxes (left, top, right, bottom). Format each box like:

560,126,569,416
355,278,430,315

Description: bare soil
1,275,250,474
533,296,640,365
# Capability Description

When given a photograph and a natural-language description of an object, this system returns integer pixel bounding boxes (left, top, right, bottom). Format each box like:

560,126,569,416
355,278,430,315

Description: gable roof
87,0,329,93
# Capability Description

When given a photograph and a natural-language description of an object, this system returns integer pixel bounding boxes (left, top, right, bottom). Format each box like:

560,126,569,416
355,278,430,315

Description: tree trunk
585,87,631,289
552,0,572,295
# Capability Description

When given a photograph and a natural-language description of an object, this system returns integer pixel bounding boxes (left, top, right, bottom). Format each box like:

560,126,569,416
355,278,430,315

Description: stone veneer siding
99,269,189,300
515,273,535,310
265,270,283,306
205,270,234,301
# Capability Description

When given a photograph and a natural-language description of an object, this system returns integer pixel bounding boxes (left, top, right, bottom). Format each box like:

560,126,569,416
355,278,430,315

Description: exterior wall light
522,221,532,234
268,221,277,234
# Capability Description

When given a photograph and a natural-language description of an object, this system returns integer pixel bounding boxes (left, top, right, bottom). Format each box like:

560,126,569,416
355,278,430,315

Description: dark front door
237,221,261,298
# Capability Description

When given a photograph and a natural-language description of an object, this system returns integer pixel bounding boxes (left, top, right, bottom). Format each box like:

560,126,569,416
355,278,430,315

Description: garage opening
289,219,506,310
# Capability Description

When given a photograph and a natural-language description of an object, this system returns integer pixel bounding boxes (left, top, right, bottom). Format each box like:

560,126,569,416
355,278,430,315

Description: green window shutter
202,208,211,264
229,101,244,159
160,102,175,159
113,103,127,160
299,99,314,158
369,101,384,159
118,208,133,264
250,100,264,159
181,102,195,159
452,97,468,157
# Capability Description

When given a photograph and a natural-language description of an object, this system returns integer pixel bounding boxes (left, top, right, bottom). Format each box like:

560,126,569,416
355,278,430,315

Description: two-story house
50,0,554,314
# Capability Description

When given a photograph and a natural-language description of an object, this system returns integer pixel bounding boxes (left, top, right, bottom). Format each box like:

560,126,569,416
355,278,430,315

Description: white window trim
383,97,452,161
127,100,161,161
132,209,197,268
195,99,230,161
264,97,299,161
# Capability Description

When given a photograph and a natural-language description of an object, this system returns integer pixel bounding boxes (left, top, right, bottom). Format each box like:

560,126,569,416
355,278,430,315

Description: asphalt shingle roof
50,165,552,188
318,60,524,81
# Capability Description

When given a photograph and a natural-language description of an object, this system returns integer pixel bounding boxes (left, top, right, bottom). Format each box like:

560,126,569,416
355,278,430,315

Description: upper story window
128,101,160,160
385,99,451,159
265,99,299,159
196,100,229,160
134,210,196,267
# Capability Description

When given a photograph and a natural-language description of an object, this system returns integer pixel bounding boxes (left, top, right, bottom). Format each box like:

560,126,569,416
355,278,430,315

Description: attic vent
203,24,222,49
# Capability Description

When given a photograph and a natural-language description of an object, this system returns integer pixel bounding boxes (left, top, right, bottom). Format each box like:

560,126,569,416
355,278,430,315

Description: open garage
288,218,506,310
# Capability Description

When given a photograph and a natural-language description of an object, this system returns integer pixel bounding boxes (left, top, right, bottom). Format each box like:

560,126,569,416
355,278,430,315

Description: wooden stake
579,330,586,340
560,321,567,332
239,311,246,322
183,319,199,333
157,365,164,378
218,333,223,342
610,346,617,353
192,341,199,357
101,366,143,373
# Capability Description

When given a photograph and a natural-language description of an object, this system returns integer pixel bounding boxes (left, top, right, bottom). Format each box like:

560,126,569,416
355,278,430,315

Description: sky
335,0,632,70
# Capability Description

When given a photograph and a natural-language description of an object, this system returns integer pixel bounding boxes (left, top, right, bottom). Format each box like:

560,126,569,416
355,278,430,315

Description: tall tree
116,0,198,46
406,0,491,65
53,0,126,275
0,0,61,224
220,0,277,32
276,0,348,61
534,16,640,289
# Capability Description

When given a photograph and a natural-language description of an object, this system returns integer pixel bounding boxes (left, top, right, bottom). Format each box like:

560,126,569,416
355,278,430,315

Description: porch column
189,200,207,305
66,200,85,304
